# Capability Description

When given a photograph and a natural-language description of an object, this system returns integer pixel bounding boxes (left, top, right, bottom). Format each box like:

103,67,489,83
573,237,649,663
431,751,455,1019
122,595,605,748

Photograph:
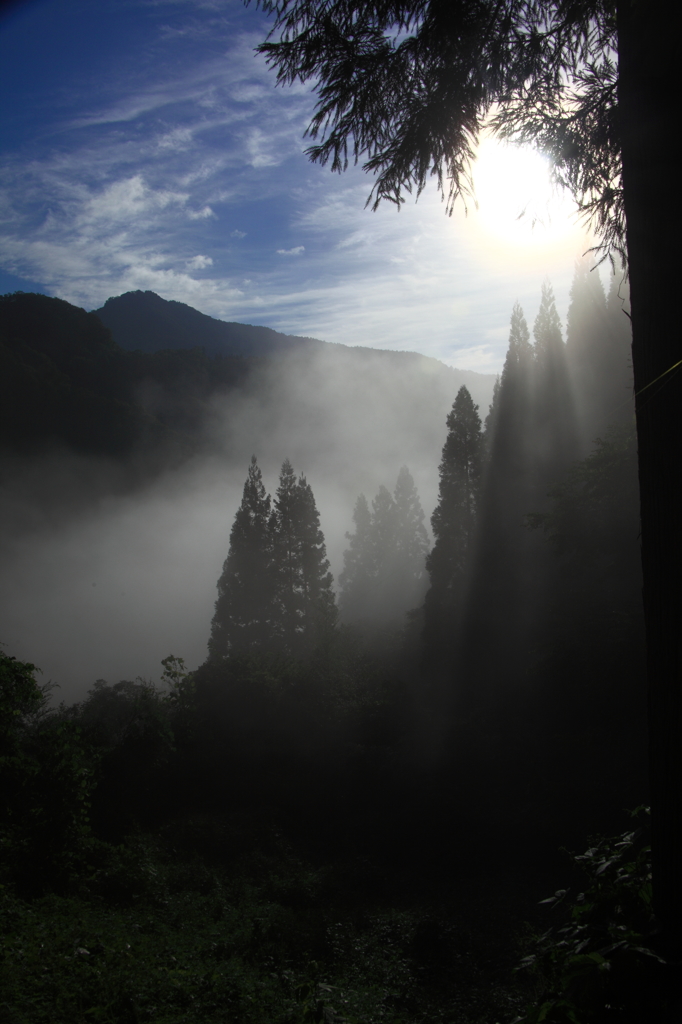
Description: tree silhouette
209,456,273,659
424,386,482,654
565,259,634,448
254,0,681,936
484,303,534,503
340,468,428,627
532,281,577,483
272,459,336,653
392,465,430,611
461,303,539,716
272,458,302,648
339,494,374,623
296,474,338,649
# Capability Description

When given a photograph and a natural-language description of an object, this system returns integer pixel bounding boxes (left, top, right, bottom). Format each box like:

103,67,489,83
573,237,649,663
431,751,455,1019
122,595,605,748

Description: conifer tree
462,306,534,676
272,458,301,647
532,281,577,481
271,459,336,653
478,302,535,563
209,456,273,659
392,466,430,613
565,257,610,448
424,386,482,647
370,483,397,605
566,257,608,368
340,469,429,626
483,375,501,462
493,303,534,462
296,475,337,647
565,260,633,444
371,487,396,554
486,302,534,485
338,494,375,623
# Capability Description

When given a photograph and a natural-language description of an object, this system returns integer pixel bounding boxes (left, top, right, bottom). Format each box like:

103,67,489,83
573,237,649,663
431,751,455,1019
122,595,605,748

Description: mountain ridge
94,290,326,359
93,290,495,388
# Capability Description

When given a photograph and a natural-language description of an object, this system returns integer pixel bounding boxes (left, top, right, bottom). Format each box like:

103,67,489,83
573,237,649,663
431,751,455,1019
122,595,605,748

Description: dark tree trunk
617,0,682,954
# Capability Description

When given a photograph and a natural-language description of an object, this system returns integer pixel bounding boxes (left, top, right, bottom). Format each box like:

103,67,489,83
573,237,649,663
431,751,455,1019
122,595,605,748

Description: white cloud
75,175,189,228
157,127,194,151
276,246,305,256
231,229,246,239
186,205,214,219
186,254,213,269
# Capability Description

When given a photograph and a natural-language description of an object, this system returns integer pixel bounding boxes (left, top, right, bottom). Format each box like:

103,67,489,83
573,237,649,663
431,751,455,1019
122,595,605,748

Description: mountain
93,288,495,413
0,291,251,461
94,290,324,358
1,290,496,470
0,288,496,689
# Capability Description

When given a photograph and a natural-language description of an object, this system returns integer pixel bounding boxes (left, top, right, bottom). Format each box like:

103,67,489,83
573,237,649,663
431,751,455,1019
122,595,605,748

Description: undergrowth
0,825,520,1024
514,809,664,1023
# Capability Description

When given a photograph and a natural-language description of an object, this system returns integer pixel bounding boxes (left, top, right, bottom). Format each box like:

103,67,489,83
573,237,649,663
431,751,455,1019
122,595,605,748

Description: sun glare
471,137,579,249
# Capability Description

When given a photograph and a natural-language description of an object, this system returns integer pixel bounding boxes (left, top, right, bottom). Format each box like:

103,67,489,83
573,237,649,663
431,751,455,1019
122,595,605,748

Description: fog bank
0,342,496,700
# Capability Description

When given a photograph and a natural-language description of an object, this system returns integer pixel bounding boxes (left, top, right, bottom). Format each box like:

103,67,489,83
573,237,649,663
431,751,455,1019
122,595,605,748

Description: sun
471,136,579,248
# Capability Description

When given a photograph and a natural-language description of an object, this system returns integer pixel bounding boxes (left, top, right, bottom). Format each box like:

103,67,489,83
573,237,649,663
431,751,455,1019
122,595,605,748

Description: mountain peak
94,291,323,357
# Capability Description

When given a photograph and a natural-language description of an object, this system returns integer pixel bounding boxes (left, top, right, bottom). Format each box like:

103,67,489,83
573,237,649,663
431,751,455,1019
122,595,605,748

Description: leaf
633,945,667,964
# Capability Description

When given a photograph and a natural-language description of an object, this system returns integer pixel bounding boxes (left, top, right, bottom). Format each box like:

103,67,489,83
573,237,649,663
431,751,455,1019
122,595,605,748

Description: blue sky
0,0,595,372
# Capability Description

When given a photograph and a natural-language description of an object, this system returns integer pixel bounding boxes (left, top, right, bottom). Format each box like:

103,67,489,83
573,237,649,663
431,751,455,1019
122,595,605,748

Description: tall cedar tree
482,375,501,463
272,459,336,653
463,306,535,681
424,386,482,655
532,281,577,486
253,0,682,937
209,456,273,659
296,475,338,647
565,259,634,448
392,466,430,613
485,302,534,469
370,484,397,616
338,494,374,623
272,459,301,647
340,468,428,626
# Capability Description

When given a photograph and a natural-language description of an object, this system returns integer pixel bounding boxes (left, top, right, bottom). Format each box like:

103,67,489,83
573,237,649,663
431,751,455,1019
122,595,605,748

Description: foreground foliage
0,826,522,1024
516,811,663,1023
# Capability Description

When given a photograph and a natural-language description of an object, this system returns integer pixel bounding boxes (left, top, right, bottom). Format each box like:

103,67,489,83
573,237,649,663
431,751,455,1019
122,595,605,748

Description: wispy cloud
187,205,215,219
0,1,589,370
186,254,213,269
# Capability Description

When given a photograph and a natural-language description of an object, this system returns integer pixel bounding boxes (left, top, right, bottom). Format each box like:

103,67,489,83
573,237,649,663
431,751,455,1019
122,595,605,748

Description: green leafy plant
514,810,664,1023
1,650,100,893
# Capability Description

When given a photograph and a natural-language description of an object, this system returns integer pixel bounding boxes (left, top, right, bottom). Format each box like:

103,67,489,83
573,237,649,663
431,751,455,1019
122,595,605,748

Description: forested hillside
1,265,660,1023
0,291,252,462
0,289,493,471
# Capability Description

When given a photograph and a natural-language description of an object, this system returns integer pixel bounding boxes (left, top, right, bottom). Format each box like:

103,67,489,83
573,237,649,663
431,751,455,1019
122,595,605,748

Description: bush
1,650,100,893
515,809,664,1023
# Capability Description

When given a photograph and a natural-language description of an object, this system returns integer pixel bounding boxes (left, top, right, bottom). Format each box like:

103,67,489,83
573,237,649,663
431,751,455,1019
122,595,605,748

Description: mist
0,330,495,699
0,269,652,1022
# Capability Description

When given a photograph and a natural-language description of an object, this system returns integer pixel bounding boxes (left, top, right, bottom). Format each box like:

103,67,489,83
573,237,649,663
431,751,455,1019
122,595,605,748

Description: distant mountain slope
94,289,495,414
0,291,250,460
94,290,323,357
